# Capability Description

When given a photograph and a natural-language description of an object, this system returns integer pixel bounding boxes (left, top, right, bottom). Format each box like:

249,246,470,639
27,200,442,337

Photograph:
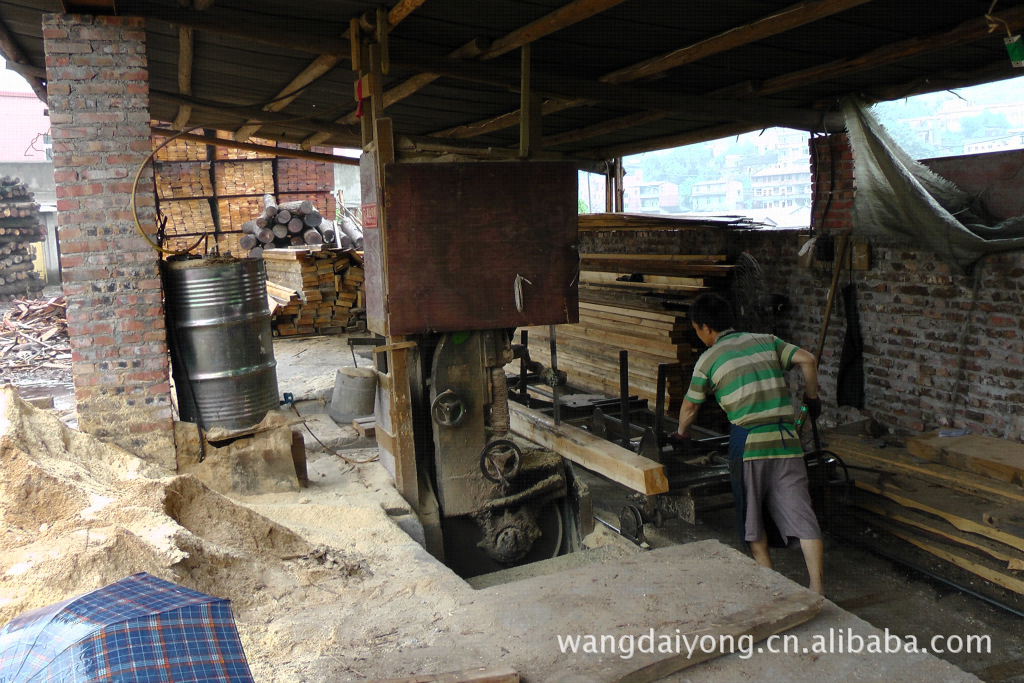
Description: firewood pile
242,195,355,258
0,176,46,303
0,296,70,374
264,248,365,336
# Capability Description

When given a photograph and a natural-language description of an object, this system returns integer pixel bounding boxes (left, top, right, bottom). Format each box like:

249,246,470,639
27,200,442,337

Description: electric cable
290,404,379,464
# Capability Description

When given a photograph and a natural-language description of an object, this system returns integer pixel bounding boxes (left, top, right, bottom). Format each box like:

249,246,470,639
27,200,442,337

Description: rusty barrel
162,257,279,431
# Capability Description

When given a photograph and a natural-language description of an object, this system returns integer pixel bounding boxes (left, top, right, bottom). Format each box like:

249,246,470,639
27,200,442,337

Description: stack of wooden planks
522,251,733,411
264,248,364,336
155,162,213,199
0,176,46,302
578,212,766,233
826,425,1024,599
213,131,277,159
214,160,274,196
153,132,207,162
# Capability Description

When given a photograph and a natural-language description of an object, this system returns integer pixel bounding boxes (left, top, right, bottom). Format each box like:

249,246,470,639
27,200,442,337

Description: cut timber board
854,471,1024,552
907,431,1024,486
509,401,668,494
470,541,823,683
823,429,1024,505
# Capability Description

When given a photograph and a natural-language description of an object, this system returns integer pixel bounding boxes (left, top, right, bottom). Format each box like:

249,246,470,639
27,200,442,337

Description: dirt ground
0,333,1006,682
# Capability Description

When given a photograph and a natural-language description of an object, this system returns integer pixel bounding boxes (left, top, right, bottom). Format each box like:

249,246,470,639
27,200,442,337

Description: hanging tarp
843,99,1024,273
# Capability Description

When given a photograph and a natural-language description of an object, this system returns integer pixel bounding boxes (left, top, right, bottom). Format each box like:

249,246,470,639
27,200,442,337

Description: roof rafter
235,0,426,142
0,14,47,102
600,0,874,84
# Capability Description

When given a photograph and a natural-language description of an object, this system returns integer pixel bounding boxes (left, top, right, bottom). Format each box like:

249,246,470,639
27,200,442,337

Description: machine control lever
431,389,467,428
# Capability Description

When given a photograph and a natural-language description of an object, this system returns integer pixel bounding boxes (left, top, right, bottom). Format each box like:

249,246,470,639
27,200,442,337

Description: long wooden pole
149,127,360,166
813,230,851,364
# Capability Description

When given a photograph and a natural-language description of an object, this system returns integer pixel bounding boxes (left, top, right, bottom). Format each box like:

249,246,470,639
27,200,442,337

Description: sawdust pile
0,385,366,629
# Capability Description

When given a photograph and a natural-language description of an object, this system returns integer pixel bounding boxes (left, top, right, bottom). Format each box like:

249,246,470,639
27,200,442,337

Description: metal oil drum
162,257,279,431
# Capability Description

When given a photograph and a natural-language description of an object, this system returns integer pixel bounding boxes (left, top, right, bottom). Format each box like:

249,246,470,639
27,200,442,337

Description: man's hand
804,394,822,421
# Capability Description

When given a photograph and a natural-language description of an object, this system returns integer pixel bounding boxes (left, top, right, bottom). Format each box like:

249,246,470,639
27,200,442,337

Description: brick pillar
809,133,855,232
44,14,175,467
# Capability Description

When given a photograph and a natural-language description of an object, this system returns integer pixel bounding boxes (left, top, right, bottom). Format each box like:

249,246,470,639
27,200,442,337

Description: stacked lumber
277,154,333,193
155,162,213,199
153,131,208,162
214,160,274,195
218,197,264,234
520,252,734,410
213,131,277,159
0,296,70,372
0,177,46,302
826,426,1024,598
578,212,767,232
242,195,338,257
263,248,364,336
159,199,215,238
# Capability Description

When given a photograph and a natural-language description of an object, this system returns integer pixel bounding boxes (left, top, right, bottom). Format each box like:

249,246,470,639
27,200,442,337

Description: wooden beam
601,0,874,84
482,0,629,60
543,110,671,148
4,61,45,79
150,89,364,145
173,26,194,130
430,99,584,140
150,127,361,165
519,44,541,158
386,0,428,28
589,122,765,159
509,402,668,495
235,54,341,141
0,14,47,103
720,3,1024,99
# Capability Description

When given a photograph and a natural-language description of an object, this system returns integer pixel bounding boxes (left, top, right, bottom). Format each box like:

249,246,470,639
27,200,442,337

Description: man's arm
675,399,701,437
790,348,818,398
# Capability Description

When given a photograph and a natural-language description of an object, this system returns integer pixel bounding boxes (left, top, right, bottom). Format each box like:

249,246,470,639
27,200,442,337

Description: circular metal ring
431,389,467,427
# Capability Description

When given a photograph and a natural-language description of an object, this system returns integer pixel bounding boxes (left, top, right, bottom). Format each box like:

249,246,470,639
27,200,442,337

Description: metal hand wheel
431,389,467,427
479,439,523,484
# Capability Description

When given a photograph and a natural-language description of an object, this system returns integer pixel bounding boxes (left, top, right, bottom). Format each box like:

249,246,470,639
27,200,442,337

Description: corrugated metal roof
3,0,1024,160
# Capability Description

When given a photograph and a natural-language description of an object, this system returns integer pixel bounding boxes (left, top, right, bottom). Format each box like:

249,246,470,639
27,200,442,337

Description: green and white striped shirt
684,329,802,460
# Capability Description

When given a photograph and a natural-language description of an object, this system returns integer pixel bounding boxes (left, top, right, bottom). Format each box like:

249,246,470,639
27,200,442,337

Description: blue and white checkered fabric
0,573,254,682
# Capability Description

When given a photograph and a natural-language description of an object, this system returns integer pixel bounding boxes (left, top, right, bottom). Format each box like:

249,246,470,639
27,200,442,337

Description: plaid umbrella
0,573,255,682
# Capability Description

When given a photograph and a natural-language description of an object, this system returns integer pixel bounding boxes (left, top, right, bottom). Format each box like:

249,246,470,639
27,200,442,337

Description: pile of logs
0,295,70,373
264,248,365,336
0,177,46,302
242,195,362,258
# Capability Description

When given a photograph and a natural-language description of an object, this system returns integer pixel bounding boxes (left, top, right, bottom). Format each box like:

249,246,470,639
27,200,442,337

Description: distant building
962,134,1024,155
623,170,680,213
751,164,812,209
690,179,744,211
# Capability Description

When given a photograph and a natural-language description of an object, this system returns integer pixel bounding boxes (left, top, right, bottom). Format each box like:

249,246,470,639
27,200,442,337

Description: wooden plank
482,0,629,60
388,339,418,509
579,271,705,288
509,401,668,495
854,471,1024,553
852,490,1024,571
600,0,874,84
824,429,1024,505
863,515,1024,596
907,431,1024,486
364,667,517,683
579,301,683,324
614,593,822,683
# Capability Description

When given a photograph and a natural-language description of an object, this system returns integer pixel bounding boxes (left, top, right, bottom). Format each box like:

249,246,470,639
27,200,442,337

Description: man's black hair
690,293,734,332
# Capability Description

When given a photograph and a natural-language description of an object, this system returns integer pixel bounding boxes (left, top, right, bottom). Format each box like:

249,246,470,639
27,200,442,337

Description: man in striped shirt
673,293,824,595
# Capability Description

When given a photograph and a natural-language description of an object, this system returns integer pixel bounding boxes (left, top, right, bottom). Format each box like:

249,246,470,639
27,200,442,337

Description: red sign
361,203,378,229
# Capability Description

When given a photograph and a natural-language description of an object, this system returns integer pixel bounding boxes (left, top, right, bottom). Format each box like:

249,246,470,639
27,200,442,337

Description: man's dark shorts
743,456,822,543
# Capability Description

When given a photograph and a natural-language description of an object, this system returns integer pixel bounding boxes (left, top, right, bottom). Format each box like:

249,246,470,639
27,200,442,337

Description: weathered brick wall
582,134,1024,441
44,14,175,465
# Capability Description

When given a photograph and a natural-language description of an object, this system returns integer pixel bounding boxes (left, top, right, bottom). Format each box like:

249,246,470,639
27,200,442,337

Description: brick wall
44,14,175,466
582,133,1024,442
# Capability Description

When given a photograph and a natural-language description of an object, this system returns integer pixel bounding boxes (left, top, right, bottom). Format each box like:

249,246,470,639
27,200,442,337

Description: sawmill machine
360,159,587,576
